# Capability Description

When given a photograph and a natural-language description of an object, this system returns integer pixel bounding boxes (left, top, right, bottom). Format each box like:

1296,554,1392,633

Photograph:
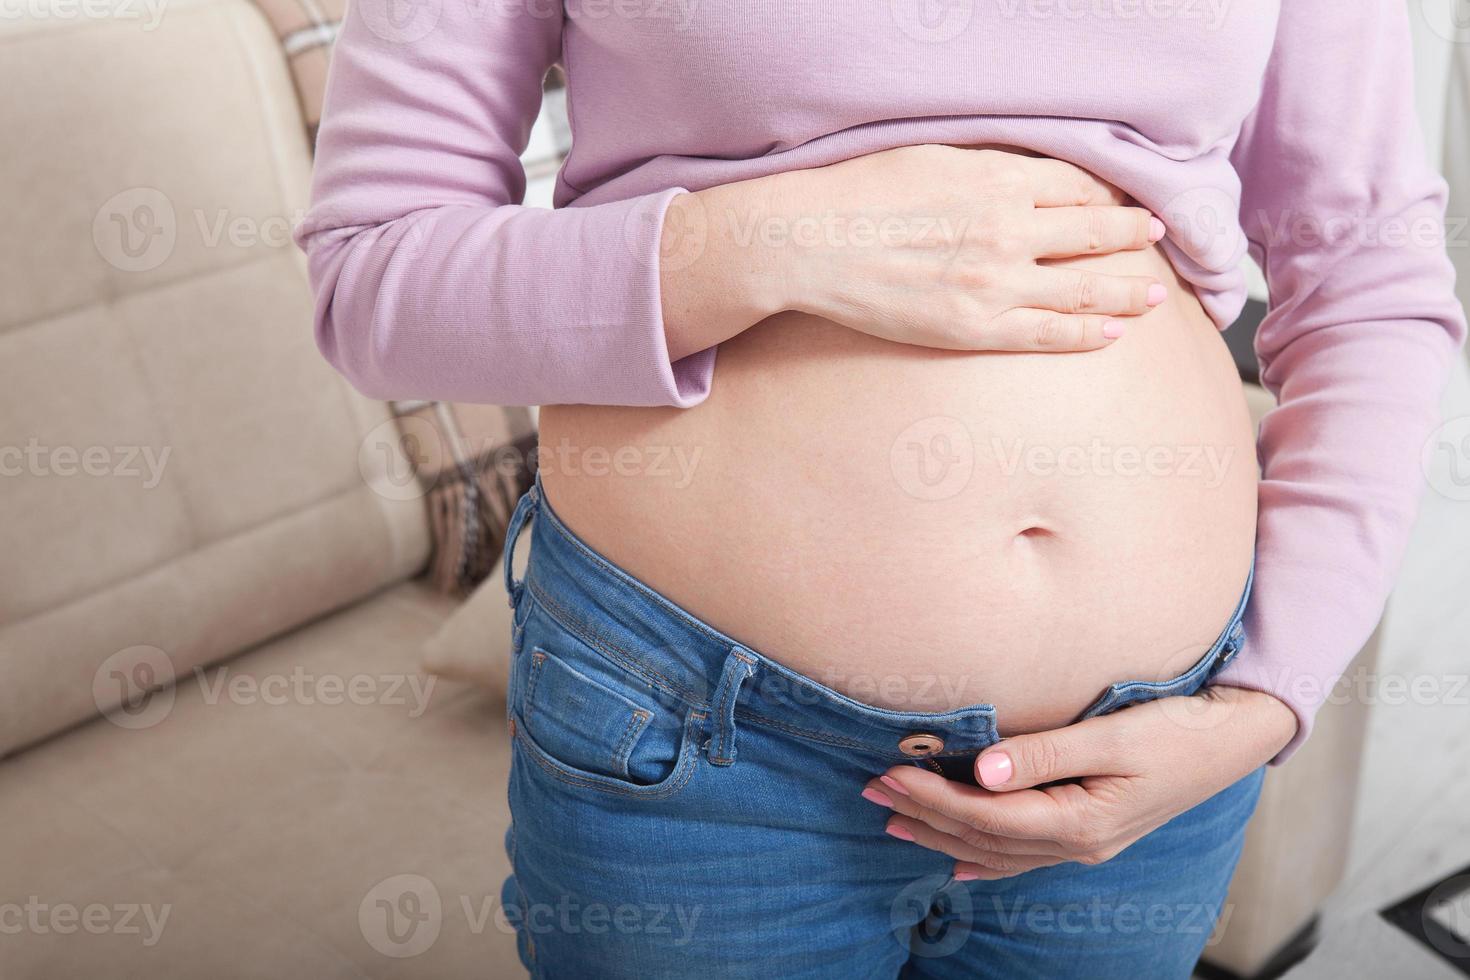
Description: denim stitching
742,654,997,727
538,503,733,648
712,657,757,765
733,708,991,759
734,709,871,749
529,579,696,700
531,586,997,760
505,823,536,969
531,528,1006,735
530,518,1003,758
713,677,732,763
513,710,704,800
523,650,548,722
612,709,651,777
530,587,998,759
1109,659,1213,698
528,579,707,707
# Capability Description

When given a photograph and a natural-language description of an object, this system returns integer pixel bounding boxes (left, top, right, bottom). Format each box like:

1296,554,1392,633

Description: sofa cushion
0,0,430,755
422,560,517,704
0,581,522,978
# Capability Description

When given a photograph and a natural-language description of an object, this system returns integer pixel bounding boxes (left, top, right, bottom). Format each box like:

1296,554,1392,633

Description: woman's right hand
661,144,1166,360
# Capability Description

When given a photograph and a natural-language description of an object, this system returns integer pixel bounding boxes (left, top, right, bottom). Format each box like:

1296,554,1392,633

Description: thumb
974,718,1128,791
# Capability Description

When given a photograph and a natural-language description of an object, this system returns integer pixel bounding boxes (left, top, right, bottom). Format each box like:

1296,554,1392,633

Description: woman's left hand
863,686,1298,879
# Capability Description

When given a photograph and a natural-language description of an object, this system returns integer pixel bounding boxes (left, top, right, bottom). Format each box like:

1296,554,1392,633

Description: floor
1279,358,1470,978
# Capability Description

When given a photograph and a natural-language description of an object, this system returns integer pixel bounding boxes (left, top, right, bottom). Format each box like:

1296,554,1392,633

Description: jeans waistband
503,477,1248,765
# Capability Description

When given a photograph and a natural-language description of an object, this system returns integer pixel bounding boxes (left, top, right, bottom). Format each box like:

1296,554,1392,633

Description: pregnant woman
298,2,1465,976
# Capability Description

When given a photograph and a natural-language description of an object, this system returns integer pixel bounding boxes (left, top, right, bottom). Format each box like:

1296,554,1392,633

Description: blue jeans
500,482,1265,979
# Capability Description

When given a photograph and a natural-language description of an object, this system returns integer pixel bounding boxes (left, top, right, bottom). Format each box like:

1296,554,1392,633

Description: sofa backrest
0,0,430,756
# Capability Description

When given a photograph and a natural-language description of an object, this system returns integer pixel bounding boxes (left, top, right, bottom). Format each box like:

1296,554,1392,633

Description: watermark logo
892,875,973,958
992,436,1236,487
890,0,974,43
93,188,176,273
1423,875,1470,960
359,414,441,503
1420,0,1470,44
990,0,1231,30
93,645,176,730
560,0,700,29
93,647,437,730
0,440,170,487
358,0,441,43
1423,415,1470,502
193,665,436,717
624,192,708,274
990,894,1233,942
1158,185,1246,271
0,0,169,30
535,437,704,488
891,416,975,501
357,875,704,956
0,898,171,946
359,874,443,958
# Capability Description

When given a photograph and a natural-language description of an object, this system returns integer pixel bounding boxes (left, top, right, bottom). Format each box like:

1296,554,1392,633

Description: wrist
660,179,792,361
705,172,802,321
1209,683,1299,759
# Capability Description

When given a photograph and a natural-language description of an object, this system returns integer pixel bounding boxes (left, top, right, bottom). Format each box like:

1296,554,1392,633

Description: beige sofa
0,0,1370,976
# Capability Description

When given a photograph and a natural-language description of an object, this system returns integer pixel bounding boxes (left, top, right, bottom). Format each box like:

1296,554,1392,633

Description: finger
1012,156,1131,207
886,814,1067,876
974,714,1143,792
1024,267,1165,316
883,767,1124,859
877,766,1075,842
974,308,1126,351
1030,206,1164,258
865,779,1070,858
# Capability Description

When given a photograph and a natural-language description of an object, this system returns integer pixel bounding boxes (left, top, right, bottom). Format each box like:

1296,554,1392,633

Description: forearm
1217,0,1467,763
660,174,795,361
1200,685,1300,768
1213,316,1460,762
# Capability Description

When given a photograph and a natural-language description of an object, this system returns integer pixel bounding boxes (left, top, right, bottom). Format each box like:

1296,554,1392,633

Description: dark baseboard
1195,915,1320,980
1226,298,1267,385
1381,864,1470,977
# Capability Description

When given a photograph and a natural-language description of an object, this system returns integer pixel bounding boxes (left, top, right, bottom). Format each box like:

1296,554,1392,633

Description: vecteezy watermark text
0,898,170,947
992,436,1236,488
0,440,170,488
358,874,702,959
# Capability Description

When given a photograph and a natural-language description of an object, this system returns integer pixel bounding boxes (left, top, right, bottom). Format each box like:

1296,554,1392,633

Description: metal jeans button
898,733,945,757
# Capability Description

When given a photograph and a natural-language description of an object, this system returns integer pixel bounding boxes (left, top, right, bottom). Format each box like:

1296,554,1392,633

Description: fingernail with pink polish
862,787,894,808
1149,217,1166,242
976,751,1013,788
1102,320,1126,339
879,775,910,797
953,871,981,882
1146,283,1167,306
886,824,915,842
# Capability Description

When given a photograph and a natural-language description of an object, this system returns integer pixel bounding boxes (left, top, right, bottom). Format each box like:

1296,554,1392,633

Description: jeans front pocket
523,648,657,780
509,620,701,800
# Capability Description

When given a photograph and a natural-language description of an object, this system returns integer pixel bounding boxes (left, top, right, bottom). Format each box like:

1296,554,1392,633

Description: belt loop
709,648,756,767
502,484,539,608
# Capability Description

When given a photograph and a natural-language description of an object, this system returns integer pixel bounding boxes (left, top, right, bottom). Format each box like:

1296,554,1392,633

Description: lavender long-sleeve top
296,0,1467,762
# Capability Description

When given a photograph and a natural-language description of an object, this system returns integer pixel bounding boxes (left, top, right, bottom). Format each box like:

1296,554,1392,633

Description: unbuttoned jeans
500,482,1264,979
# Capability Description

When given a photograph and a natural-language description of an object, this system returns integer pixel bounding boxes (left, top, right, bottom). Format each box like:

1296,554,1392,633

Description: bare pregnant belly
537,240,1258,736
